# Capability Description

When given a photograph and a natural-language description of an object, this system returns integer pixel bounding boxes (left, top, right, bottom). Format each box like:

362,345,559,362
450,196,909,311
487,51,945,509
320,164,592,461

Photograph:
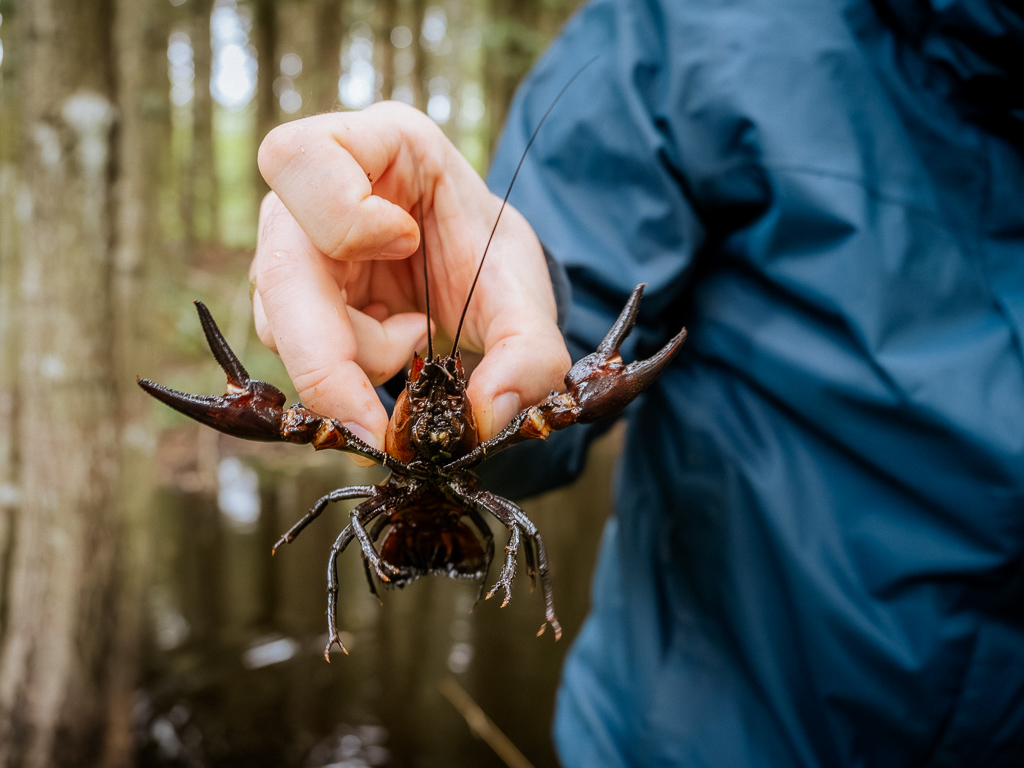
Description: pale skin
251,101,571,460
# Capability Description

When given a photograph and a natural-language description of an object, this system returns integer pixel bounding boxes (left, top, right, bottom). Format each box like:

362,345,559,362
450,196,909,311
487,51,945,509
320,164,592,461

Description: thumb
346,307,432,385
467,328,571,441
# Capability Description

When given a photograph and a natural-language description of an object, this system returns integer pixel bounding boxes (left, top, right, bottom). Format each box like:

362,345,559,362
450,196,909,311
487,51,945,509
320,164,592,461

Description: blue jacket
487,0,1024,765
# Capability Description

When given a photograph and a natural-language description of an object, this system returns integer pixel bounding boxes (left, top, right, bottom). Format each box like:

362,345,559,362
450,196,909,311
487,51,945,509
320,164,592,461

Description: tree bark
105,0,167,762
0,0,156,765
0,0,21,638
485,0,540,153
376,0,398,101
182,0,218,249
411,0,428,111
253,0,278,202
311,0,344,114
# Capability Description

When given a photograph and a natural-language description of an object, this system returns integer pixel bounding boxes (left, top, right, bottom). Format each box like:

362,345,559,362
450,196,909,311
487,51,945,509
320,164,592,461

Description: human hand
251,101,570,456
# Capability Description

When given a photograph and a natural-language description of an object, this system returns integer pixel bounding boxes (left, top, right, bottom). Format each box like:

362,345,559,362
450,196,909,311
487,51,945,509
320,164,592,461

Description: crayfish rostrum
139,284,684,659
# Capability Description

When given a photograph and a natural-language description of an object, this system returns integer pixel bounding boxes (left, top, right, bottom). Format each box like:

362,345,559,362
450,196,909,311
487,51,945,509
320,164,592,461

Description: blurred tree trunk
0,0,160,765
485,0,536,153
376,0,398,100
0,1,21,630
106,0,167,761
410,0,428,110
0,165,14,621
253,0,278,201
439,0,463,148
183,0,218,249
311,0,344,113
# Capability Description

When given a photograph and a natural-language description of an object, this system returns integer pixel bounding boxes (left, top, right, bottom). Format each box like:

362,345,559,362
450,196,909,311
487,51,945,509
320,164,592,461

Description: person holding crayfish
248,0,1024,764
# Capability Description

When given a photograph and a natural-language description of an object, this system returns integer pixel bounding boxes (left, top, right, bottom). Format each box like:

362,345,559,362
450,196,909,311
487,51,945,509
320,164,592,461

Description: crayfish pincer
138,284,685,660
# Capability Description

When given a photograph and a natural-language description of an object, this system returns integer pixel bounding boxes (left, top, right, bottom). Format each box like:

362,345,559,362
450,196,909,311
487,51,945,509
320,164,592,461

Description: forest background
0,0,633,767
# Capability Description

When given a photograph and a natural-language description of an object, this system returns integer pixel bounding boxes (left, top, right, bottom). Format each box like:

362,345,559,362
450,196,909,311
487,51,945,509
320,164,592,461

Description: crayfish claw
595,283,646,359
137,302,290,441
194,300,251,389
564,284,686,424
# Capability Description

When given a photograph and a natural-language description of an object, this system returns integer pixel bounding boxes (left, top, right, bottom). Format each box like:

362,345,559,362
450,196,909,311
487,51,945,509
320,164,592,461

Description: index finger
253,194,389,449
257,105,430,262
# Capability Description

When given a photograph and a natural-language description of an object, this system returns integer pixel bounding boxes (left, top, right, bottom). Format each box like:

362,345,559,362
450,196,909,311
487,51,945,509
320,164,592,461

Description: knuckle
321,217,361,262
291,364,337,405
548,342,572,377
257,190,281,220
256,197,291,252
257,122,304,182
257,328,278,354
253,316,277,354
254,248,301,295
370,100,426,127
354,344,399,388
362,364,391,387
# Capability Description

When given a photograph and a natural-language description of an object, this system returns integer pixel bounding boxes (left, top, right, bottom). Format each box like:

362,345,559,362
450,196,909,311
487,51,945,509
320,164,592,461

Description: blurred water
137,426,621,768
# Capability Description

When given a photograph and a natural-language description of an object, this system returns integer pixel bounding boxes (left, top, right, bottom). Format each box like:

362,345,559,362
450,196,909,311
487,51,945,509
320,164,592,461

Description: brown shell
384,372,479,463
385,389,417,463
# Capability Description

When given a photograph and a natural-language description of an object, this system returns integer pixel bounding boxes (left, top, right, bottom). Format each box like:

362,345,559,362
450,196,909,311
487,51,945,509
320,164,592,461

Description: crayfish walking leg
273,485,380,554
466,490,562,640
490,494,559,639
489,519,521,606
325,495,395,659
461,505,497,602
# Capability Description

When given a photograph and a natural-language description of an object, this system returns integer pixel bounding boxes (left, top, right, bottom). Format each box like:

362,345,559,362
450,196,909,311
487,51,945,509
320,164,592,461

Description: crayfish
138,66,685,660
139,284,684,659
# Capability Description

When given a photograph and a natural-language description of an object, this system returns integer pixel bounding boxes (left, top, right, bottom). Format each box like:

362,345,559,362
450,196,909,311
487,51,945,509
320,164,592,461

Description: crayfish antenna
451,56,598,355
416,201,434,361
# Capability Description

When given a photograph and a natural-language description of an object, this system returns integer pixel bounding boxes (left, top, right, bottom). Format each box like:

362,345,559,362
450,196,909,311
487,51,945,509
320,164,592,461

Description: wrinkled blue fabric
486,0,1024,765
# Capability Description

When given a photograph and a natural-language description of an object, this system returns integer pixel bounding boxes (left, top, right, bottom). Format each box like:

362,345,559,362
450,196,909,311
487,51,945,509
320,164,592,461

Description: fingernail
379,234,416,259
343,421,383,467
489,392,522,437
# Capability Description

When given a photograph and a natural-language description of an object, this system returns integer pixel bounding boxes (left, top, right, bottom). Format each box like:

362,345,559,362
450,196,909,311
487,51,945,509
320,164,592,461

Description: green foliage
214,105,258,248
482,17,550,77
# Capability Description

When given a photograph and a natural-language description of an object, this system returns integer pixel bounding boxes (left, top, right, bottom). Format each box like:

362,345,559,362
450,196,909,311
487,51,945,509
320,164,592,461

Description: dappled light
211,1,257,109
341,23,377,109
168,32,196,107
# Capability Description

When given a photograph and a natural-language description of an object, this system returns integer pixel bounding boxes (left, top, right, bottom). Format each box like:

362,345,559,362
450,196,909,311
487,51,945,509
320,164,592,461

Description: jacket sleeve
479,0,711,498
